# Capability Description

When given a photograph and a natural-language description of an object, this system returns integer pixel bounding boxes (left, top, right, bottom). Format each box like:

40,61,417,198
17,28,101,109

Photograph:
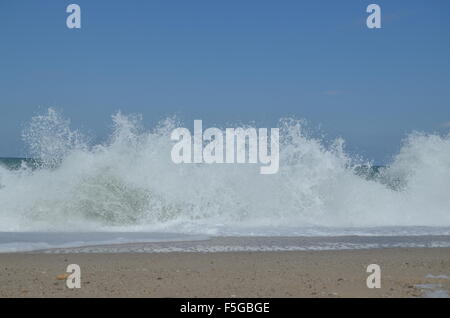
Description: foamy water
0,108,450,251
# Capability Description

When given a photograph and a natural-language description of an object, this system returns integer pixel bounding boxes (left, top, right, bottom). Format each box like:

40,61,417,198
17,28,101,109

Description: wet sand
1,247,449,297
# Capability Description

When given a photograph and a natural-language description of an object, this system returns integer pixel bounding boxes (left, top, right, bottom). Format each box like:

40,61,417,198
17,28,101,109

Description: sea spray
0,108,449,233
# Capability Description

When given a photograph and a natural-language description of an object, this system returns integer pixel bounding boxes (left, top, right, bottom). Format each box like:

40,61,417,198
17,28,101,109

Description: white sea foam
0,108,450,235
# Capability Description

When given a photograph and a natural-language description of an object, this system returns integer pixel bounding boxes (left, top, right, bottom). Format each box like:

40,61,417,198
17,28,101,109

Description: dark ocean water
0,158,40,170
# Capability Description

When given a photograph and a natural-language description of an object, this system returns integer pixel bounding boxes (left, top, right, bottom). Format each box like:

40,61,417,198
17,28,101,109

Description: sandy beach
1,247,449,298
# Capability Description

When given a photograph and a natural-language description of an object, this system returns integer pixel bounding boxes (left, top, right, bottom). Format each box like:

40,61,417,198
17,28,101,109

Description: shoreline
1,247,449,298
30,235,450,253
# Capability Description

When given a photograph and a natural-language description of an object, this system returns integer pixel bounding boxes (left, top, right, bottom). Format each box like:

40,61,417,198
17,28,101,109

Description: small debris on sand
56,274,70,280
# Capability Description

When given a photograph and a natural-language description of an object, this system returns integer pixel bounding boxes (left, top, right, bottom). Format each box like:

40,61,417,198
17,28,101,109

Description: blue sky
0,0,449,163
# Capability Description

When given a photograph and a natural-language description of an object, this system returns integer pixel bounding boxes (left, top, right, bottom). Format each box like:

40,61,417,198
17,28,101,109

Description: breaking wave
0,108,450,235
